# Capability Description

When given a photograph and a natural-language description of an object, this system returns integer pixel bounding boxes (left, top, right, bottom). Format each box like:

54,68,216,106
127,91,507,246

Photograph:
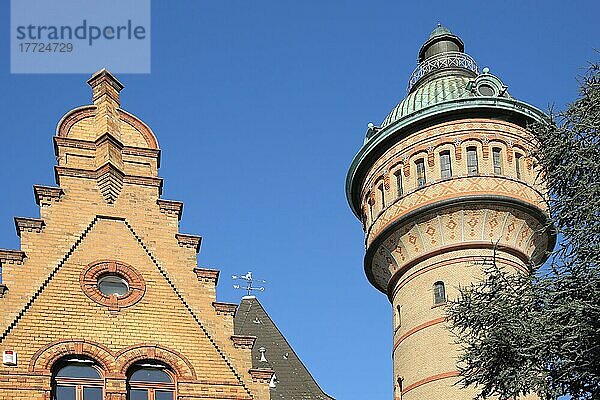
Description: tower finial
87,68,123,107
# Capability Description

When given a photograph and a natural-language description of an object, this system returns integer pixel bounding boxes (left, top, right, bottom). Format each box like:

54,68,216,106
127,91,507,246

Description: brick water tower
346,25,555,399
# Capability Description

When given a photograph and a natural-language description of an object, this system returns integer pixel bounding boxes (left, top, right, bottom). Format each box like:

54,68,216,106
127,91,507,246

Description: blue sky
0,1,598,398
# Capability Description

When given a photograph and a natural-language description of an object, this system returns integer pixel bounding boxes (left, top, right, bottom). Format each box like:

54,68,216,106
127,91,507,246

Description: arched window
515,152,522,179
378,182,385,209
127,362,175,400
433,281,446,305
440,151,452,179
52,358,103,400
394,170,403,197
415,159,426,187
492,147,502,175
466,147,478,175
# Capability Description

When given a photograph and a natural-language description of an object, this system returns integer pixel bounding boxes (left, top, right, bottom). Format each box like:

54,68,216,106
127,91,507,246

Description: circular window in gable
80,260,145,311
98,274,129,297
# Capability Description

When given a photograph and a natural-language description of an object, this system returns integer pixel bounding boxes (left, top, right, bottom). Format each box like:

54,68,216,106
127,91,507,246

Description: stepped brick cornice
231,335,257,349
249,368,275,384
176,233,202,253
33,185,64,206
157,199,184,220
193,267,220,284
213,302,238,316
14,217,45,237
0,249,26,266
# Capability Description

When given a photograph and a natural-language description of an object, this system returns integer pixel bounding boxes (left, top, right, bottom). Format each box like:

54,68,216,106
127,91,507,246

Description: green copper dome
429,23,452,38
382,74,475,127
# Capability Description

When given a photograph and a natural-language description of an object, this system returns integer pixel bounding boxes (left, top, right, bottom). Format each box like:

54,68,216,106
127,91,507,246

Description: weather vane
232,271,266,296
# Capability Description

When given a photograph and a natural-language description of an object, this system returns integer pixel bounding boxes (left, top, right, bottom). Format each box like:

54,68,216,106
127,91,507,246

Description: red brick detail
80,260,145,311
56,105,96,138
176,234,202,253
33,185,64,206
118,110,159,150
393,317,446,354
212,302,237,316
122,146,160,160
427,151,435,167
0,283,8,298
403,162,411,177
121,175,163,191
55,105,158,150
14,217,45,237
54,136,96,150
157,199,183,220
95,132,124,150
402,370,460,395
249,368,275,384
30,339,115,373
0,249,26,266
115,344,196,380
231,335,256,349
193,267,219,284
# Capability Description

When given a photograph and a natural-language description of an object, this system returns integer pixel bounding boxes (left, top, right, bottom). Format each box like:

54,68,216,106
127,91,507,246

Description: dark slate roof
234,296,334,400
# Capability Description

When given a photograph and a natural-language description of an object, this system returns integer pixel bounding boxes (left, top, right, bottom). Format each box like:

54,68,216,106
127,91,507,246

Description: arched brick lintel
115,344,197,380
30,339,115,373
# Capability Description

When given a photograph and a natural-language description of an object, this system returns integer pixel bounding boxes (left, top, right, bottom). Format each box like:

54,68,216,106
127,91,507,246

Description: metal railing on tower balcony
407,51,478,92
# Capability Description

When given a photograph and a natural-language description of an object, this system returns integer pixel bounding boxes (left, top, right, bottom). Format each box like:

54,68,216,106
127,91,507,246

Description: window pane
378,184,385,208
395,172,403,197
440,152,452,179
98,274,129,296
434,282,446,304
515,153,522,179
467,148,478,175
56,385,76,400
83,387,103,400
129,389,149,400
416,160,426,187
156,390,175,400
130,368,172,383
56,364,101,379
493,148,502,174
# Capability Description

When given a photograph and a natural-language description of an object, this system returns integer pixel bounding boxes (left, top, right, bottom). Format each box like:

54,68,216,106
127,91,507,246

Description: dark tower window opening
515,152,522,179
52,358,103,400
433,281,446,305
466,147,479,175
416,159,426,187
440,151,452,179
396,304,401,328
395,170,403,197
378,183,385,210
492,147,502,175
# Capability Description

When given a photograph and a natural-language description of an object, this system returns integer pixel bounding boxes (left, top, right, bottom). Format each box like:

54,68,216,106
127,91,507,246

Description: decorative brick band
193,267,219,284
213,302,237,316
386,241,531,301
401,370,460,395
0,249,26,266
33,185,64,206
80,260,146,311
393,317,446,354
176,234,202,253
392,254,527,299
249,368,275,384
14,217,45,237
231,335,256,349
157,199,183,220
0,284,8,298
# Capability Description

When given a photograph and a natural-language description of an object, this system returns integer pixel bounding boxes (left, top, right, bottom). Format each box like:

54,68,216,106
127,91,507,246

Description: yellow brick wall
0,71,269,400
